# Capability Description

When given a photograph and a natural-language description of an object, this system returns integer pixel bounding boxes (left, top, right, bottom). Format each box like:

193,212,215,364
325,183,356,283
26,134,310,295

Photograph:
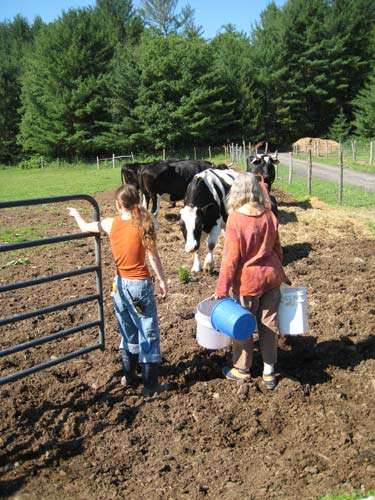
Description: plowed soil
0,189,374,499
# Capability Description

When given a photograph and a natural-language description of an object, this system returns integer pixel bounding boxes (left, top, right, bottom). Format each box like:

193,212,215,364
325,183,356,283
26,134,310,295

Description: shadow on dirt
278,199,312,210
278,334,375,387
278,210,298,225
0,373,144,497
283,242,313,265
163,334,375,393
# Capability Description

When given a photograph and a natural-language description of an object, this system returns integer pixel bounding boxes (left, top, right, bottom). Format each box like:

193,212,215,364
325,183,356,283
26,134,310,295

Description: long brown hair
115,185,156,251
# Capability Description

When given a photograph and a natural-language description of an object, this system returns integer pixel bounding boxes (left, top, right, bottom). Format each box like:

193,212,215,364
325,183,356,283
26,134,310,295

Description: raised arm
147,247,168,298
67,208,100,233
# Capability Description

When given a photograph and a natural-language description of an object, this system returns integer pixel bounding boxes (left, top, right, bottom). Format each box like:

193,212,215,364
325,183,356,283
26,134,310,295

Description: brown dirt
0,189,375,499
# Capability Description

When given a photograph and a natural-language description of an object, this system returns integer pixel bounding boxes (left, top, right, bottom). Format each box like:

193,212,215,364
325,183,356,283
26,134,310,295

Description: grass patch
320,490,375,500
0,226,42,243
0,162,122,201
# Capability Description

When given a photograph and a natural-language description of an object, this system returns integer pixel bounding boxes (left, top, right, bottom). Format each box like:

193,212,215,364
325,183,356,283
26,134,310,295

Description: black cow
180,168,238,273
122,160,214,215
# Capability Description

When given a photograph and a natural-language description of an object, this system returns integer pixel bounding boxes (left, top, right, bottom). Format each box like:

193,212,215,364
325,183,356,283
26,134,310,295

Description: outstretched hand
67,207,80,218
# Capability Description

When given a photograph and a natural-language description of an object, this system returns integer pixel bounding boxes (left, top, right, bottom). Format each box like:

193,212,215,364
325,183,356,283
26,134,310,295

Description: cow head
180,203,220,253
246,154,279,191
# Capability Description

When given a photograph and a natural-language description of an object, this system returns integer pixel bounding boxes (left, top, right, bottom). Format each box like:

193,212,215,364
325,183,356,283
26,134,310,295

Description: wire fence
275,151,375,208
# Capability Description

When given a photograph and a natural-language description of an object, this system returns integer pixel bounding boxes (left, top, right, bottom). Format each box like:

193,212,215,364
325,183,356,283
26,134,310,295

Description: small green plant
1,257,30,268
178,265,191,283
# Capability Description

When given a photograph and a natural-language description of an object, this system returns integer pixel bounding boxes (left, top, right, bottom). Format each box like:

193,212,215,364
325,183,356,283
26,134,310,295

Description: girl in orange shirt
68,185,167,396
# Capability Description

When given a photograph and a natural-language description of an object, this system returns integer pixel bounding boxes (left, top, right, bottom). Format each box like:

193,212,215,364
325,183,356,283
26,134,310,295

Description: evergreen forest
1,0,375,163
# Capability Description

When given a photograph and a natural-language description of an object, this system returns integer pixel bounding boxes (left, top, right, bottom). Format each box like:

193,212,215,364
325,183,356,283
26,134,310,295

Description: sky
0,0,286,38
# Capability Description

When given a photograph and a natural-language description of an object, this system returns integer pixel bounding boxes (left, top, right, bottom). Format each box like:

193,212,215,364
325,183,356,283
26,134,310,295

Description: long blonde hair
115,185,156,251
227,173,265,212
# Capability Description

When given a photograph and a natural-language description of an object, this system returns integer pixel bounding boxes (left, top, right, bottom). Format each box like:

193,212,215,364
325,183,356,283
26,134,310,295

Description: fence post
162,149,166,160
41,156,44,169
308,150,312,195
289,151,293,184
112,153,115,168
96,156,99,169
208,146,212,160
265,142,268,154
339,150,344,205
351,140,356,162
370,141,373,166
243,141,246,169
338,142,342,161
131,152,135,163
325,141,328,158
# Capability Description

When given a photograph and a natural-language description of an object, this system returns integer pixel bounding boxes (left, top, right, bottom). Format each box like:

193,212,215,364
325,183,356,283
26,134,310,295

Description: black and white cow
246,153,279,217
121,160,214,215
246,153,279,191
180,168,239,273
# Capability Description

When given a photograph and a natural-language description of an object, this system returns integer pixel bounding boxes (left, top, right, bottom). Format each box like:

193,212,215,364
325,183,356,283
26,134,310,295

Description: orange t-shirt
108,216,150,279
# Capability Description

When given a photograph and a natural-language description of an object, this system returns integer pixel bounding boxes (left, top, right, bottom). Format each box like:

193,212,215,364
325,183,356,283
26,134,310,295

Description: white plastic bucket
195,298,231,350
278,286,308,336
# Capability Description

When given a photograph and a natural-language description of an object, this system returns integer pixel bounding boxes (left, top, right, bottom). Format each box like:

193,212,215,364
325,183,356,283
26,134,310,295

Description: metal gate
0,195,105,386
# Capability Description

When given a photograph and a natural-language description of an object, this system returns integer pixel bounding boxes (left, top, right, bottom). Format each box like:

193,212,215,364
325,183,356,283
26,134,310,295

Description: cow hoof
191,266,201,274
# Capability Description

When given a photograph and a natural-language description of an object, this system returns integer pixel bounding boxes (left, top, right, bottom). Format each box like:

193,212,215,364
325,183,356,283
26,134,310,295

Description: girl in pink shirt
215,173,288,389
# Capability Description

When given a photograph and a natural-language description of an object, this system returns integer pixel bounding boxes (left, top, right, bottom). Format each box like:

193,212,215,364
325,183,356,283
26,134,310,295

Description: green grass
320,490,375,500
0,162,122,201
275,163,375,208
294,153,375,174
0,226,42,243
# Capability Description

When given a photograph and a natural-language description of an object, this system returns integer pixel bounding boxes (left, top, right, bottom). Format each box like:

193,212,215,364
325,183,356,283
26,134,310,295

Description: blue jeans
112,276,161,364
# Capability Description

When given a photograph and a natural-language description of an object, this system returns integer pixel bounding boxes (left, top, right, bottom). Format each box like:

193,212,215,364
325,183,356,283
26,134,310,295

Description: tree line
1,0,375,163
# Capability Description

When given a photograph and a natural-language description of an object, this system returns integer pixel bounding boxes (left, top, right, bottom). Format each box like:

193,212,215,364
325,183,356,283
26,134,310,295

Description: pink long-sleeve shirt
215,209,288,297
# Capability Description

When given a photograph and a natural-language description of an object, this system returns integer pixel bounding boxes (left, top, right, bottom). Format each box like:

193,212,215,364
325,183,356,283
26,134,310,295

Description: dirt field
1,189,374,499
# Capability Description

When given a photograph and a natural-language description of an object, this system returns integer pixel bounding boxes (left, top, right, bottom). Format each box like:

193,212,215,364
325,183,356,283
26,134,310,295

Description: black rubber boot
120,349,139,387
141,363,169,397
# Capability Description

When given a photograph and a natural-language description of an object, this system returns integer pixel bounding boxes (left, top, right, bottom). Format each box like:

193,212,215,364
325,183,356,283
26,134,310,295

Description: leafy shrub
178,265,191,283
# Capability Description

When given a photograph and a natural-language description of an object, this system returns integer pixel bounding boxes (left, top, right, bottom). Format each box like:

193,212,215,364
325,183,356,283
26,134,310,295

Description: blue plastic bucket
210,298,256,340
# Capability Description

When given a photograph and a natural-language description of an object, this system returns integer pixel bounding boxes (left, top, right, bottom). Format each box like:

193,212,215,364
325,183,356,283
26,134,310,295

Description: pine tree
18,8,115,158
139,0,196,35
353,69,375,138
0,16,33,163
328,108,351,142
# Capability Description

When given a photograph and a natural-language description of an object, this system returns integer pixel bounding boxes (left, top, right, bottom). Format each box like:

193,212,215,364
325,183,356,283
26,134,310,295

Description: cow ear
273,159,280,164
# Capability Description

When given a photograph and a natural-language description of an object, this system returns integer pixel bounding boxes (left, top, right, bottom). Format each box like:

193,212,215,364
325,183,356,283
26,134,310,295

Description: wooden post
243,140,246,169
308,150,312,195
325,141,328,158
369,141,373,166
208,146,212,160
265,142,268,154
96,156,99,169
194,146,197,160
289,151,293,184
317,141,320,157
339,150,344,205
163,149,166,160
131,152,135,163
248,142,251,155
338,142,342,161
351,140,356,162
41,156,44,169
112,153,115,168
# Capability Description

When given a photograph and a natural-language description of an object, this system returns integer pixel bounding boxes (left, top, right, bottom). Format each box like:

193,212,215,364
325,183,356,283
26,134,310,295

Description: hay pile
293,137,339,154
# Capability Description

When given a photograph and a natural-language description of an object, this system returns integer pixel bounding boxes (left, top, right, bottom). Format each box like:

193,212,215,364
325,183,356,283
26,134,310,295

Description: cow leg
141,192,148,209
191,251,201,274
151,194,160,216
203,223,221,273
